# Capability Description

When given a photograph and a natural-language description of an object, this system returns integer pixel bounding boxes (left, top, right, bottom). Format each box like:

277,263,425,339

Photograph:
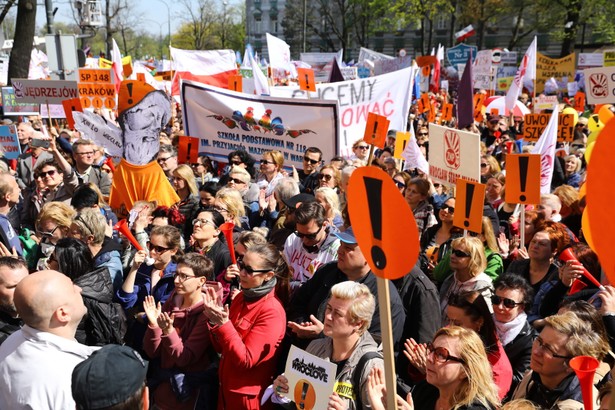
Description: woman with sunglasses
392,171,411,195
116,225,182,349
191,155,217,187
33,201,76,269
315,187,344,229
215,187,249,231
317,165,342,192
405,177,437,240
143,253,219,410
172,164,200,225
219,149,256,186
373,326,499,410
419,198,463,275
257,150,284,200
273,281,383,410
186,209,231,279
350,139,370,163
202,243,287,410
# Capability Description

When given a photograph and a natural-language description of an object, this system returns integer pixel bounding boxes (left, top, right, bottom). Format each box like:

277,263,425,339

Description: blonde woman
368,326,500,410
315,187,343,229
258,150,284,199
172,164,200,222
214,187,247,229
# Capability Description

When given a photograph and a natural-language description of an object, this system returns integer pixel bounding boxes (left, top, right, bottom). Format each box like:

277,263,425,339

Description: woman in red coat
203,243,287,409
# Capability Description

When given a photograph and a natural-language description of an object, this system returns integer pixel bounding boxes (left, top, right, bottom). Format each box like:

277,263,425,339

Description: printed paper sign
11,79,79,104
428,124,481,185
181,82,338,170
0,125,20,159
583,66,615,105
473,50,493,90
1,87,39,115
523,114,575,142
79,69,112,83
536,52,575,93
284,345,337,410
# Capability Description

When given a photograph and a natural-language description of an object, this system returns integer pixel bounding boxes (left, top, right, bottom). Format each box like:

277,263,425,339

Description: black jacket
0,310,22,346
504,319,537,398
74,266,127,346
288,261,406,349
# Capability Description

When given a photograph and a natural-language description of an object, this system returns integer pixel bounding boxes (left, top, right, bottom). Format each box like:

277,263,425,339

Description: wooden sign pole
377,276,398,410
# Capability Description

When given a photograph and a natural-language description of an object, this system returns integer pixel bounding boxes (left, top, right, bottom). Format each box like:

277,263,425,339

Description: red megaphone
113,219,143,251
569,356,599,410
559,247,605,292
219,222,236,264
104,156,116,172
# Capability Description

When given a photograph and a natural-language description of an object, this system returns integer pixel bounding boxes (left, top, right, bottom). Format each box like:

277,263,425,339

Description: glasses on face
534,336,572,360
231,160,243,166
394,180,406,189
191,163,204,168
38,169,57,178
295,224,324,240
480,163,488,168
304,157,320,165
228,178,246,185
433,183,441,188
491,294,524,309
214,205,228,213
238,260,271,275
192,218,216,227
37,225,59,238
355,145,369,150
147,242,170,253
441,205,455,213
260,159,275,165
173,272,198,282
157,156,173,164
318,173,333,182
451,248,470,258
418,133,428,137
75,151,94,156
426,342,465,364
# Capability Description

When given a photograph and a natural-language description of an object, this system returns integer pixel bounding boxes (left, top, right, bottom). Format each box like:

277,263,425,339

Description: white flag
249,52,270,96
402,125,429,175
505,36,536,113
531,104,559,194
111,38,123,93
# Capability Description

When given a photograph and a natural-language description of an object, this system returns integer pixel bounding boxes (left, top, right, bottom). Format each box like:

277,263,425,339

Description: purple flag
328,57,345,83
457,53,474,130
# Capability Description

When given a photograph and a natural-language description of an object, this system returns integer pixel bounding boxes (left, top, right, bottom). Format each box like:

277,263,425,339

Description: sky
31,0,223,37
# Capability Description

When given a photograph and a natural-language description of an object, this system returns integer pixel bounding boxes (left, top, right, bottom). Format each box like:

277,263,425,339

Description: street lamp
153,0,172,51
222,1,228,49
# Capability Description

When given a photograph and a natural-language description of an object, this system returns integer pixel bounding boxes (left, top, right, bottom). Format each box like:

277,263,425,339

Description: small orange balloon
598,104,615,124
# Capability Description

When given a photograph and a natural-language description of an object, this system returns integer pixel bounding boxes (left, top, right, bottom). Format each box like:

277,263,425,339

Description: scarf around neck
242,276,277,301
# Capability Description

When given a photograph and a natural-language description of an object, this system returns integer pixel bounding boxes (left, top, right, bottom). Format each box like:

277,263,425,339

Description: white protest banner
0,56,8,86
0,125,20,159
181,81,338,170
473,50,493,90
533,95,559,112
270,66,414,157
578,53,604,69
358,47,394,64
283,345,337,409
300,51,343,82
428,124,481,185
1,87,39,115
374,56,413,76
11,79,79,104
39,103,66,118
584,66,615,105
72,111,124,159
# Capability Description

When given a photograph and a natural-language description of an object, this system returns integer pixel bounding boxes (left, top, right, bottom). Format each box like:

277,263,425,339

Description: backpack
352,351,383,409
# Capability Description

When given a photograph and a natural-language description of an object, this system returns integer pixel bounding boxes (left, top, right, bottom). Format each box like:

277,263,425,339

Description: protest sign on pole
0,125,20,159
536,53,575,93
1,87,38,115
11,79,79,104
523,113,574,142
453,179,486,233
283,345,337,409
270,67,414,157
428,124,481,185
446,43,478,68
181,82,338,170
473,50,493,90
583,66,615,105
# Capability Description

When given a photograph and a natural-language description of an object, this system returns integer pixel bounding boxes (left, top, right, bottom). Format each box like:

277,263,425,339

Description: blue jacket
116,261,177,311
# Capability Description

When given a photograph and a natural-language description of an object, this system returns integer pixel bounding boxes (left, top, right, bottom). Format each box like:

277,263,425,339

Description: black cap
282,193,316,209
72,345,148,409
488,115,501,123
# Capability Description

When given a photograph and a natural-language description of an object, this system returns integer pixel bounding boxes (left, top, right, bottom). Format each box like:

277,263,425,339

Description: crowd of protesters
0,87,612,410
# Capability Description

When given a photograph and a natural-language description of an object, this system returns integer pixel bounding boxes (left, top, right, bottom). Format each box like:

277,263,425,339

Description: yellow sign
536,52,576,93
604,51,615,67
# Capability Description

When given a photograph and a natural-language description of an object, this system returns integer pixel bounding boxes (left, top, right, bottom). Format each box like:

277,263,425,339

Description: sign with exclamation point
453,179,486,234
61,97,82,129
347,167,419,279
297,68,315,92
178,136,200,164
394,131,410,159
227,75,243,92
505,154,541,205
363,112,389,149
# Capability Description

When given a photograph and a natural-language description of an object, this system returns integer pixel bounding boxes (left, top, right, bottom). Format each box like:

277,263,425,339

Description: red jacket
210,290,286,406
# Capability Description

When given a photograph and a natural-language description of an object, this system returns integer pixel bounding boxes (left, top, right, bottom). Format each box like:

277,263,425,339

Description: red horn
559,248,605,291
113,219,143,251
219,222,236,264
569,356,599,410
104,156,116,172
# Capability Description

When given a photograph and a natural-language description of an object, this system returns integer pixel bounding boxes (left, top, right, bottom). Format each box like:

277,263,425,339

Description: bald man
0,270,98,409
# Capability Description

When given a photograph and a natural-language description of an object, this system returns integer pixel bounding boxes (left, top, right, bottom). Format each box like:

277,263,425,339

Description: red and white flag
170,47,237,96
455,25,475,42
531,103,558,194
249,52,270,96
111,39,123,94
402,126,429,175
505,36,536,113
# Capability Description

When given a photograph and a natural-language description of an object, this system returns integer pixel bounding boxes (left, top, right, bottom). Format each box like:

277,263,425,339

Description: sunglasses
260,159,275,165
426,342,465,364
318,173,333,181
147,242,171,253
304,157,320,165
441,205,455,213
157,156,173,163
295,225,324,240
355,145,369,150
190,163,204,168
451,249,470,258
38,169,57,178
491,295,523,309
228,177,246,185
433,183,441,188
480,163,488,168
394,180,406,189
418,133,428,137
231,160,243,165
238,260,271,275
37,225,59,238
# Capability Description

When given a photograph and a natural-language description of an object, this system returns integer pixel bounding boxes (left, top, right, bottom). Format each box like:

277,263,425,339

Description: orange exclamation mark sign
504,154,541,205
364,177,386,269
453,179,486,234
464,183,475,228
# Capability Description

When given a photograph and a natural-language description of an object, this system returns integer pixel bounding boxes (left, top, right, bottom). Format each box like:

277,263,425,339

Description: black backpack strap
353,351,383,409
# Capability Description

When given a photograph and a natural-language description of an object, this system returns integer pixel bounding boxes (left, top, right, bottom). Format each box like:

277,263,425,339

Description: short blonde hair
330,281,375,334
264,150,284,170
543,311,610,361
564,155,582,174
216,187,246,225
315,187,341,218
229,165,251,184
73,208,107,245
173,164,198,196
37,202,76,231
450,236,487,276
